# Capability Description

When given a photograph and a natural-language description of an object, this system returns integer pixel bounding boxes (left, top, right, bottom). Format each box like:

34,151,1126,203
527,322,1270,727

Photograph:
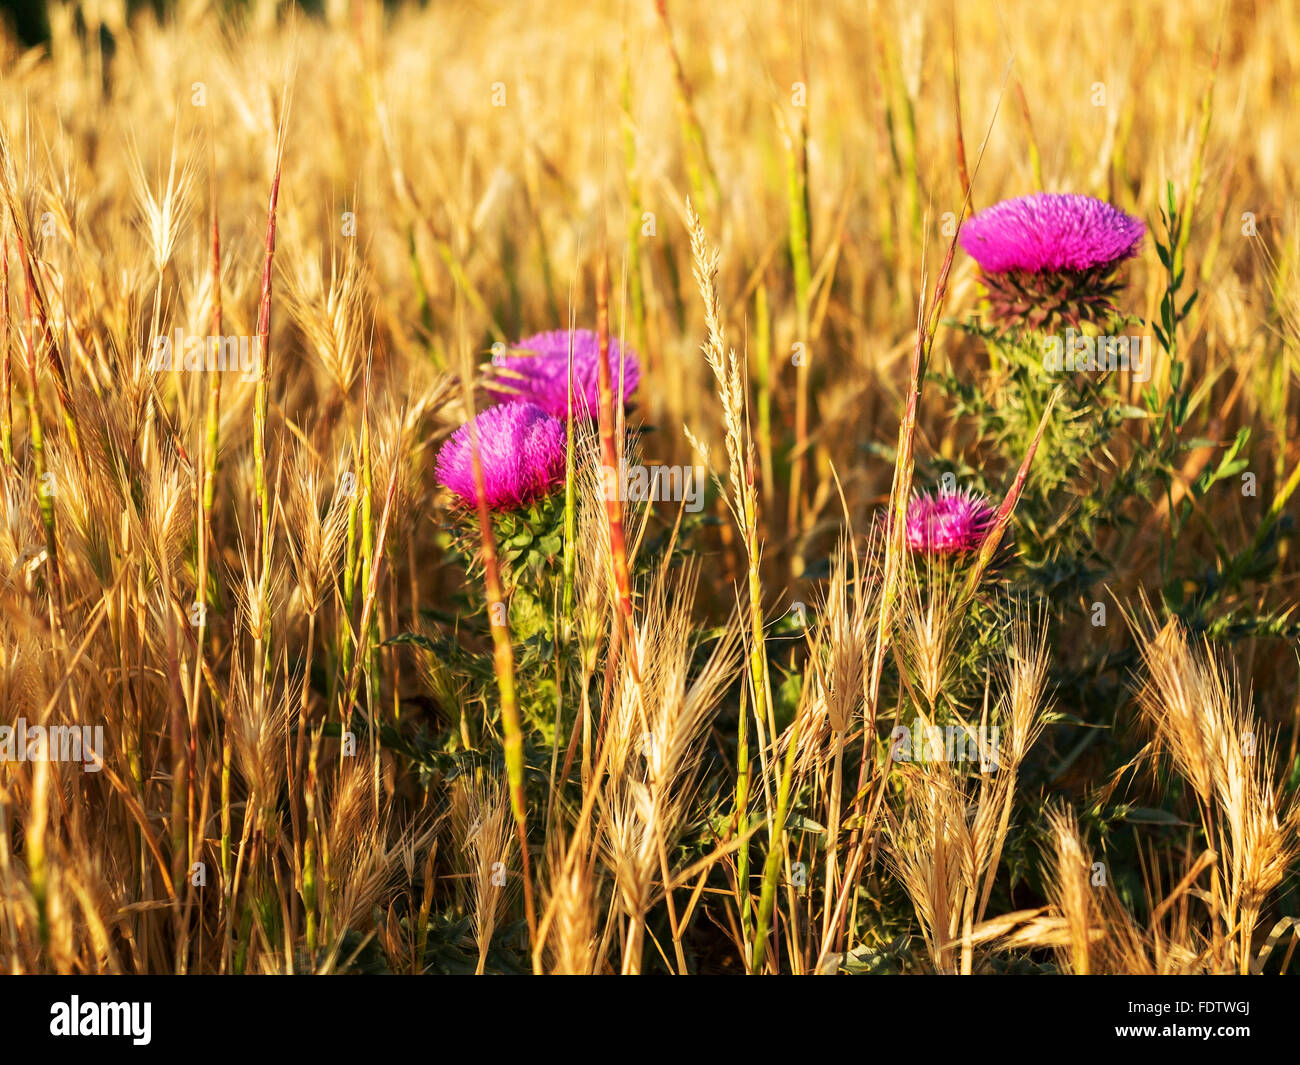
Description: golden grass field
1,0,1299,975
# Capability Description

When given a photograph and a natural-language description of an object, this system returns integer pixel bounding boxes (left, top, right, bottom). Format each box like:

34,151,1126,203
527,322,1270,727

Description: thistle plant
962,193,1145,333
436,400,570,658
939,191,1152,616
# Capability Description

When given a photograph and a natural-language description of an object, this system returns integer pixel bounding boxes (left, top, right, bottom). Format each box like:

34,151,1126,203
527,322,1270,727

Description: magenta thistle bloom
904,487,996,555
488,329,640,419
961,193,1144,274
436,401,566,511
960,193,1145,331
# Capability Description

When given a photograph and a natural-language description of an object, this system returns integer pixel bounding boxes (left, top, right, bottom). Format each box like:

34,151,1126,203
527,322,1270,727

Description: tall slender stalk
449,284,539,953
196,157,224,894
596,254,640,677
0,234,11,469
783,109,813,543
16,236,63,626
685,202,769,961
253,138,285,720
561,319,578,622
652,0,721,212
620,44,648,378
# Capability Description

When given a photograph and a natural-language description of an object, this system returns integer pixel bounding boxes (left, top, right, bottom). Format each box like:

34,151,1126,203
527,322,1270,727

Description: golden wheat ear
1131,609,1300,973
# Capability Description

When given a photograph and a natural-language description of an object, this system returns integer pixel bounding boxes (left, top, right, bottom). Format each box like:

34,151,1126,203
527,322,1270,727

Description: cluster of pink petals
436,329,643,514
904,487,997,555
435,401,566,511
489,329,640,419
959,193,1145,274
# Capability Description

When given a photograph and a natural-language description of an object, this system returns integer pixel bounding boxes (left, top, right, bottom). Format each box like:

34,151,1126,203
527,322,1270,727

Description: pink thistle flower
904,487,996,555
960,193,1144,274
959,193,1145,331
436,401,566,512
488,329,640,419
